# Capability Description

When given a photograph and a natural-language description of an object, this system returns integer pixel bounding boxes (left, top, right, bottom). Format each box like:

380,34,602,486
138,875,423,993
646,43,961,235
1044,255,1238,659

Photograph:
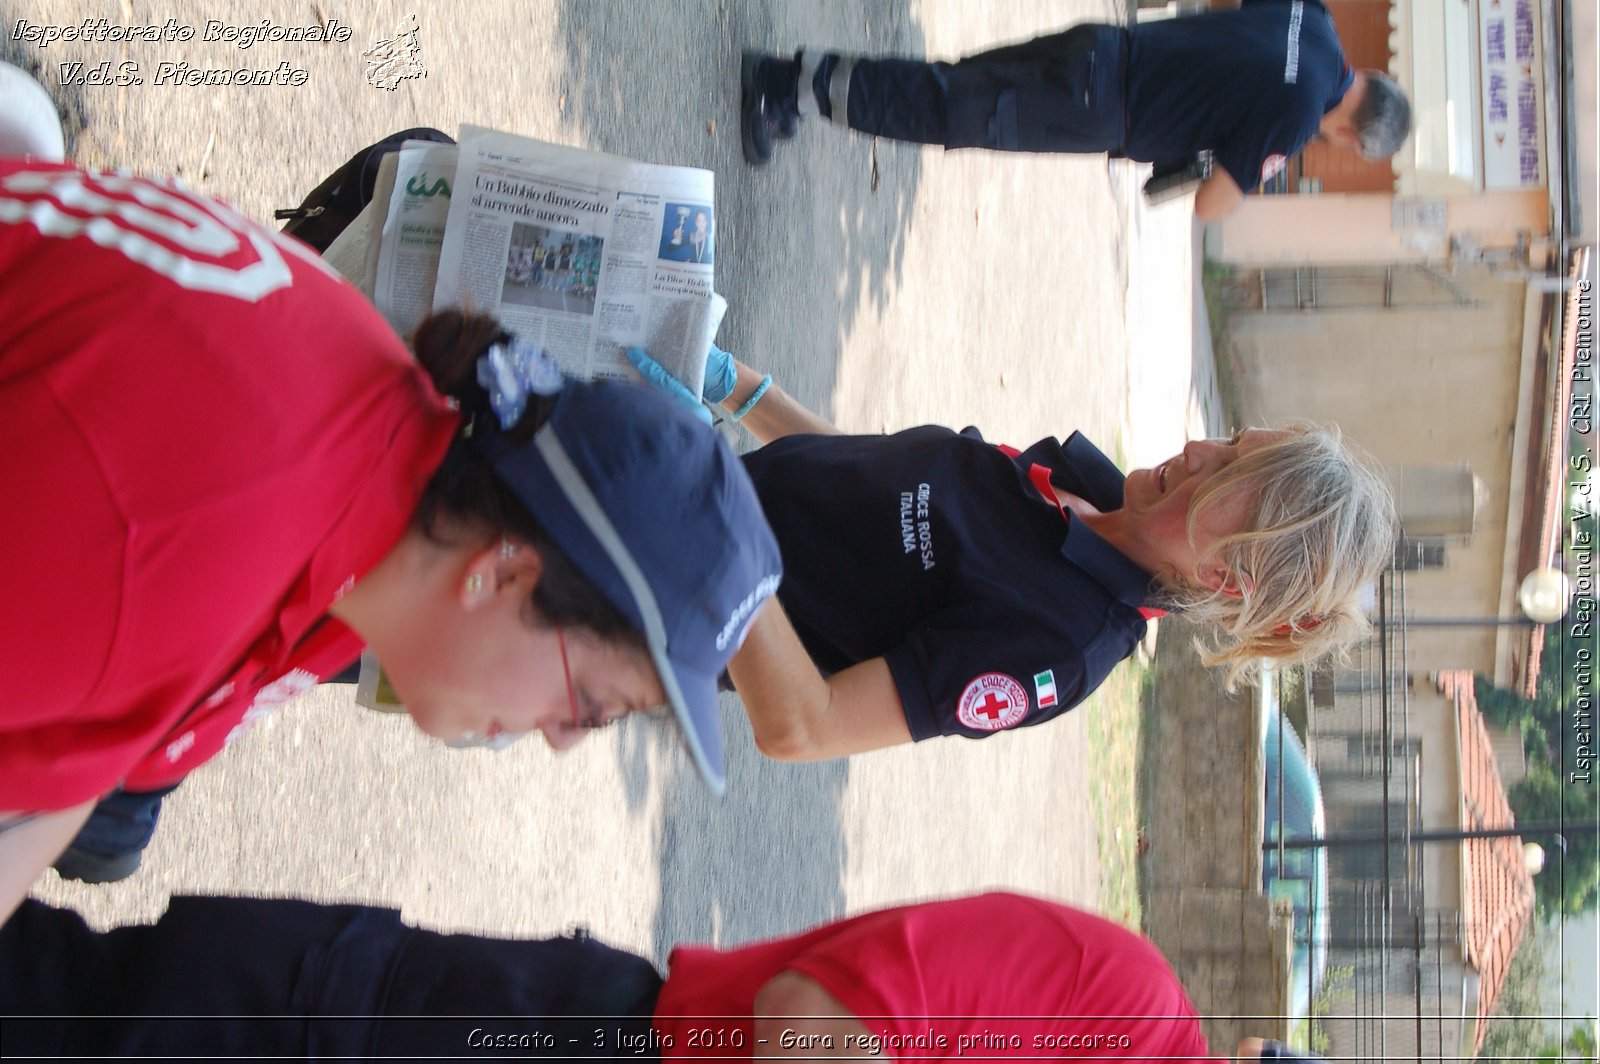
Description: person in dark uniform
1,891,1328,1061
629,345,1396,762
740,0,1411,220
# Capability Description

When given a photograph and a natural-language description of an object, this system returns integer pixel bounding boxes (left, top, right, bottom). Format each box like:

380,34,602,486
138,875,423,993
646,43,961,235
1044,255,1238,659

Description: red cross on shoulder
956,673,1030,731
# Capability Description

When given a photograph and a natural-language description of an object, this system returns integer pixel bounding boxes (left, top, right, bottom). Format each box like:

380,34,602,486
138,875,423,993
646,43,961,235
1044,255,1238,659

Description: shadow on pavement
552,0,926,420
555,1,927,952
623,700,850,961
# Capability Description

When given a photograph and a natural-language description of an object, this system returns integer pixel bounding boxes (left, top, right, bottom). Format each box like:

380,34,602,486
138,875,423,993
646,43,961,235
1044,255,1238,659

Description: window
1394,537,1448,570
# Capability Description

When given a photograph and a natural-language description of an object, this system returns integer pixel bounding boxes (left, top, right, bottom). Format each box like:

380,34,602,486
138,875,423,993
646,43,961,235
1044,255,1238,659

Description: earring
499,539,517,560
464,573,485,596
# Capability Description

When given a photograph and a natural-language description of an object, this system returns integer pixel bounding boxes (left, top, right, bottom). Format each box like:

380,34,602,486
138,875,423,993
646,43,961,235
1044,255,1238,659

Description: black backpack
275,127,454,253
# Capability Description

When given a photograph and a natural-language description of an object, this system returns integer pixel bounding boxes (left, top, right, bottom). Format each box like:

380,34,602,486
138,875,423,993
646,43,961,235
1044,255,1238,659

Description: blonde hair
1160,422,1398,689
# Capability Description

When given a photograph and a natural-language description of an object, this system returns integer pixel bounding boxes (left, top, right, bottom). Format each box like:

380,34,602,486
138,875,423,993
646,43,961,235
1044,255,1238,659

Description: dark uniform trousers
0,897,662,1059
840,24,1129,153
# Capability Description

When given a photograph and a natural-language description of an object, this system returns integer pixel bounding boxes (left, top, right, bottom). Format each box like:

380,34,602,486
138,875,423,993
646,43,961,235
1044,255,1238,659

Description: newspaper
353,130,723,719
315,146,449,311
371,141,458,340
429,127,721,394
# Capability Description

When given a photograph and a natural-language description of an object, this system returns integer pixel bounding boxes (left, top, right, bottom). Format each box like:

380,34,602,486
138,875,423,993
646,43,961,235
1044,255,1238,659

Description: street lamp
1397,565,1574,628
1517,566,1574,624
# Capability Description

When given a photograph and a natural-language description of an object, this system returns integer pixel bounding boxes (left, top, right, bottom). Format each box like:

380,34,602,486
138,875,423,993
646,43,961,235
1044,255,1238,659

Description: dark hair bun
411,310,509,408
411,310,555,442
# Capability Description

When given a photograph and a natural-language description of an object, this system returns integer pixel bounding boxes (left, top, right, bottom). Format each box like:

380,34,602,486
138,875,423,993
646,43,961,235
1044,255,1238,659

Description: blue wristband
728,375,772,422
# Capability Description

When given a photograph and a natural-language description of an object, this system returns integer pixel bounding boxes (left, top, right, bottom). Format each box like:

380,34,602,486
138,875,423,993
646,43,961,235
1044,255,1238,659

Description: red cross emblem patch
956,673,1029,732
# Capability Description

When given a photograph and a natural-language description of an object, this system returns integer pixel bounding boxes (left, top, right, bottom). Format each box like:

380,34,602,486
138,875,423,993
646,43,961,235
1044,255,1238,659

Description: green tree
1538,1023,1598,1063
1474,622,1598,916
1508,764,1599,915
1481,930,1598,1063
1481,924,1553,1062
1475,629,1591,782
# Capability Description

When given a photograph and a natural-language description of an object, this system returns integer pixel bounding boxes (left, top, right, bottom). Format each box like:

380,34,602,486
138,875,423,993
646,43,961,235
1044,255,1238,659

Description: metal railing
1263,567,1475,1061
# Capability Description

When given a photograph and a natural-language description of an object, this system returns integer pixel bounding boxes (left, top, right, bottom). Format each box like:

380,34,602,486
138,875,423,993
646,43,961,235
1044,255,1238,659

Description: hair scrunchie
475,336,565,430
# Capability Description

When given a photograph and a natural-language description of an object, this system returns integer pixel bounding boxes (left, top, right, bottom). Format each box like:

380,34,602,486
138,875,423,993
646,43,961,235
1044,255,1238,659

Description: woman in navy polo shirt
632,346,1395,761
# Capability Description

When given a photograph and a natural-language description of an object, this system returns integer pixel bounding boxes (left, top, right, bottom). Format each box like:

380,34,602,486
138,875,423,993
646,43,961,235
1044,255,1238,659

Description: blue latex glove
626,345,737,422
625,346,709,422
702,344,736,404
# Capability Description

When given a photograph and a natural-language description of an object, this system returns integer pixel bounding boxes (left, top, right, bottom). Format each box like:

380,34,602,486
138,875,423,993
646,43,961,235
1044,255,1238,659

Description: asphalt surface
10,0,1220,965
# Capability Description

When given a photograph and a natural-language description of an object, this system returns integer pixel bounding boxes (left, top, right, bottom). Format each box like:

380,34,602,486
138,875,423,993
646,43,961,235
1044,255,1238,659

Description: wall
1207,191,1550,267
1221,266,1530,678
1140,628,1295,1051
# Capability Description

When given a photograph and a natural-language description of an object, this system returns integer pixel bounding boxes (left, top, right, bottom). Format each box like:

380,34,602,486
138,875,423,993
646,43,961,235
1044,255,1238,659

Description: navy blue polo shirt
1124,0,1353,190
742,427,1155,741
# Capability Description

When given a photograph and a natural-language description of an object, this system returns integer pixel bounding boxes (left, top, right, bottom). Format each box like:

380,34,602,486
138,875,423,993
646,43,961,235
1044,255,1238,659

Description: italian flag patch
1033,670,1058,708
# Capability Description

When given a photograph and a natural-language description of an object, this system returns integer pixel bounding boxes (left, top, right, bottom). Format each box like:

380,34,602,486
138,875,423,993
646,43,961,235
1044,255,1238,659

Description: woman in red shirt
0,161,781,919
2,889,1327,1061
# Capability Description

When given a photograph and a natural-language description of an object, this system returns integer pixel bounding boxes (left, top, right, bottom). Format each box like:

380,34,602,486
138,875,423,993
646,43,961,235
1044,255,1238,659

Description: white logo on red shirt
956,673,1030,731
223,668,320,746
0,167,336,301
165,731,196,763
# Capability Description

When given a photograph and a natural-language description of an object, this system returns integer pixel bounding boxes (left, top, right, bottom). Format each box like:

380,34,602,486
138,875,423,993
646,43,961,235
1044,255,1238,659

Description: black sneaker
52,845,143,884
741,50,799,165
49,784,175,884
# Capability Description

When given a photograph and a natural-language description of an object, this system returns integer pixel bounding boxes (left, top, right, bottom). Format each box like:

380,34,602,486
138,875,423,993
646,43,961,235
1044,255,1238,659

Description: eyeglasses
556,626,628,732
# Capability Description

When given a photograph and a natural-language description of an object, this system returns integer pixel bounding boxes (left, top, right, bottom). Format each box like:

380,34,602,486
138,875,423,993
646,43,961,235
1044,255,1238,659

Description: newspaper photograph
431,128,720,394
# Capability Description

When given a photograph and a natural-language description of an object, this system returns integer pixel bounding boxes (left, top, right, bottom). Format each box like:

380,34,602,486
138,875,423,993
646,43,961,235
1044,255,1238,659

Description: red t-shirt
653,892,1219,1060
0,161,457,810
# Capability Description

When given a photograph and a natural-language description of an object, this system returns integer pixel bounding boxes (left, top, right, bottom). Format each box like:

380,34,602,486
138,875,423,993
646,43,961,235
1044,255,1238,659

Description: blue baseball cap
473,377,782,794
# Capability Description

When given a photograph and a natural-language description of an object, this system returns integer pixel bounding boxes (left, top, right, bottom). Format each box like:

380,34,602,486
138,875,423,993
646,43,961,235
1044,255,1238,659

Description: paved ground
11,0,1218,965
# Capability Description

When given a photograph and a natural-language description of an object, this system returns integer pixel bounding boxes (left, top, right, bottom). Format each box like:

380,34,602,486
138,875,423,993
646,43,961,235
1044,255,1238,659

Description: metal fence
1264,567,1477,1061
1222,264,1480,312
